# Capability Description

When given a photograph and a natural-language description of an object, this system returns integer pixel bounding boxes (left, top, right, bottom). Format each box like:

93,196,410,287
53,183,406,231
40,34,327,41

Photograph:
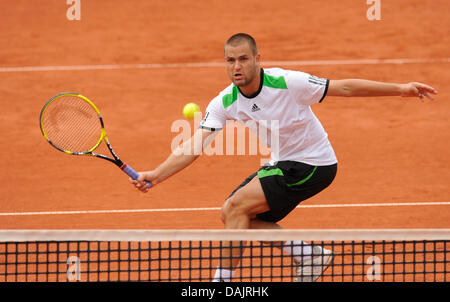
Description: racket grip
122,164,152,188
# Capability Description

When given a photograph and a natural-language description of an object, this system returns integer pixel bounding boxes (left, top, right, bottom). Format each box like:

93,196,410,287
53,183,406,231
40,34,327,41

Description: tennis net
1,229,449,282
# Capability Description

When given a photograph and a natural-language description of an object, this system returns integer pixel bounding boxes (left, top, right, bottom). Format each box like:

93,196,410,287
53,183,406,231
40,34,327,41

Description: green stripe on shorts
286,166,317,187
257,168,284,178
257,166,317,187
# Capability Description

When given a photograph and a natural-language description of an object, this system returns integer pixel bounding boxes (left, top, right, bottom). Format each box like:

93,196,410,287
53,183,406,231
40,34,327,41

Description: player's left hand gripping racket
39,93,152,188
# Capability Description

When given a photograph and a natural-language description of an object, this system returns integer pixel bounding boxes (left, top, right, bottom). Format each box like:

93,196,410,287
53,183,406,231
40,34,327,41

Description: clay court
0,0,449,231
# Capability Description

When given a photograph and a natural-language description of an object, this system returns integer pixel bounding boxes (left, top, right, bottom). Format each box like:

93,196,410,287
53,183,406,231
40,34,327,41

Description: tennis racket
39,93,152,188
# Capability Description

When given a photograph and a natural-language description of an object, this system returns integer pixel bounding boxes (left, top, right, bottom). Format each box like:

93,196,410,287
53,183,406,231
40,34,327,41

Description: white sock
283,240,313,263
213,267,235,282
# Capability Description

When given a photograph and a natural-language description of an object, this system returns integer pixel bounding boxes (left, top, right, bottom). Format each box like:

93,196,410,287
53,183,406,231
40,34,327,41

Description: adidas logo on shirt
251,104,261,112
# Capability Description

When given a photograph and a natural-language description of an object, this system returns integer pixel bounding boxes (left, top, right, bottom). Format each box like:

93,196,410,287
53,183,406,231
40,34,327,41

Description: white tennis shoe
294,246,333,282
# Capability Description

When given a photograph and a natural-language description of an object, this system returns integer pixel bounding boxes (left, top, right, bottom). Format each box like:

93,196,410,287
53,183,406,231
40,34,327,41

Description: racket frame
39,93,150,187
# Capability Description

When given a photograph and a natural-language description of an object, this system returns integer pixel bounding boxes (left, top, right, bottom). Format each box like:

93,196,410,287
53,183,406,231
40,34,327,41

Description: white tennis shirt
200,68,337,166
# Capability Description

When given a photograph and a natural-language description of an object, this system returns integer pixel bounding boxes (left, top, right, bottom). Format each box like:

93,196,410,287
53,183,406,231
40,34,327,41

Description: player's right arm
131,128,218,192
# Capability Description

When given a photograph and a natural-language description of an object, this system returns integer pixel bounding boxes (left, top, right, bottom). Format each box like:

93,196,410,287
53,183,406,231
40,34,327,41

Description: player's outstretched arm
327,79,438,101
130,128,217,192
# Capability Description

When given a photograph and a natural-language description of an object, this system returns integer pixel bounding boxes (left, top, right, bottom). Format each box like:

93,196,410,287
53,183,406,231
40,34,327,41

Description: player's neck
238,68,263,98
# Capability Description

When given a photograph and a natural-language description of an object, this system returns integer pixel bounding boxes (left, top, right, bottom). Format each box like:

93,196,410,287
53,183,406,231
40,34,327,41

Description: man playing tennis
131,33,437,282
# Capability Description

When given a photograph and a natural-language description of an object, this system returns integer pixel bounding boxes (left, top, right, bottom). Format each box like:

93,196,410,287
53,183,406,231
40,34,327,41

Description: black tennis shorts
228,161,337,223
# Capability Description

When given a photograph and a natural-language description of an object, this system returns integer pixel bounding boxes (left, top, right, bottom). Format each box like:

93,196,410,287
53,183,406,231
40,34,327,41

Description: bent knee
221,195,261,224
221,196,245,221
221,197,238,220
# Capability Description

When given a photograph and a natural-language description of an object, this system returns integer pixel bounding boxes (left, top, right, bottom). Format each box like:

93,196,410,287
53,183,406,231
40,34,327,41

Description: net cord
1,229,450,242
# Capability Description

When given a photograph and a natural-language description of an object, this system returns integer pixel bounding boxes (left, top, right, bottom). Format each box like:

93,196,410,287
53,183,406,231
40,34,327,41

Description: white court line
0,58,449,72
1,201,449,216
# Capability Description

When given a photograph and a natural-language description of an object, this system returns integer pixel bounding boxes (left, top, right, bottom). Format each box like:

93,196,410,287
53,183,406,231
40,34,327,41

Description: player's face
224,42,260,89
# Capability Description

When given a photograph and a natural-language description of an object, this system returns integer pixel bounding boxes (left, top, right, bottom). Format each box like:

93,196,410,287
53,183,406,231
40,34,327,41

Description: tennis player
131,33,437,282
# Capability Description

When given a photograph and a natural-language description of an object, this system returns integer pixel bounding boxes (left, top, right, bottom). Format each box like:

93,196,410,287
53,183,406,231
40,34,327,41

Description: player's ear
255,53,261,63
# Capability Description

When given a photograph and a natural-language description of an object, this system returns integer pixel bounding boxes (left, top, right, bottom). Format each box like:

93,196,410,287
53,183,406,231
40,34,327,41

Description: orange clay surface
0,0,449,230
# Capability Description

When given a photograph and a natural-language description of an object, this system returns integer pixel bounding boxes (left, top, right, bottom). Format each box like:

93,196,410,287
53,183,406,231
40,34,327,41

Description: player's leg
221,175,269,229
250,217,333,283
249,218,318,267
214,175,270,281
215,173,319,281
214,161,337,281
254,161,337,282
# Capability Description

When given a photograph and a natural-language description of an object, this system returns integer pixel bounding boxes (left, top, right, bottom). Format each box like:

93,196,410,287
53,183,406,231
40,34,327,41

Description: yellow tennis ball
183,102,201,120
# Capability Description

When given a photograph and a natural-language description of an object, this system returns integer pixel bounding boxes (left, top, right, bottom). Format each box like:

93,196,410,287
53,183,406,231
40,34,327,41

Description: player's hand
400,82,438,101
130,171,156,193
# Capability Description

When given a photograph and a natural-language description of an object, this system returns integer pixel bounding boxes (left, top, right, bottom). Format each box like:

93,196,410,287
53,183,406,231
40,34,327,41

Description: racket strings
41,95,103,153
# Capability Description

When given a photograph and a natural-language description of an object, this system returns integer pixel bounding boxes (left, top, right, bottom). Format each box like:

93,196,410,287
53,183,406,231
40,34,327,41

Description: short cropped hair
225,33,258,55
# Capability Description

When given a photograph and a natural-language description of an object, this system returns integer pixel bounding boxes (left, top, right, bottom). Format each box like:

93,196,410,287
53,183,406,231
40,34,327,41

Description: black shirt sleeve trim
318,79,330,103
199,125,222,132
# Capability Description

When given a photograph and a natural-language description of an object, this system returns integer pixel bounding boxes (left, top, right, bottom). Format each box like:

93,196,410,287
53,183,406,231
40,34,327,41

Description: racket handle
121,164,152,188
